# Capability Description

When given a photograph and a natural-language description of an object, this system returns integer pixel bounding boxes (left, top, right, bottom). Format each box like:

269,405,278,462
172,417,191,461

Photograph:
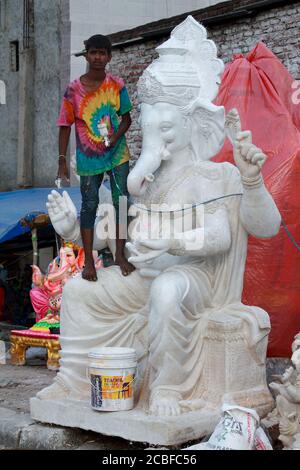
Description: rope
132,193,243,213
111,167,126,198
132,195,300,253
281,219,300,252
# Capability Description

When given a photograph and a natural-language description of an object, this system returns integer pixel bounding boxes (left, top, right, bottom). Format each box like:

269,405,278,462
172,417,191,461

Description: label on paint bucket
91,372,135,411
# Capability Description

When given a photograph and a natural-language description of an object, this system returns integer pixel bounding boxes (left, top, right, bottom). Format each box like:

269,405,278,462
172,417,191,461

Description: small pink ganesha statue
30,243,102,326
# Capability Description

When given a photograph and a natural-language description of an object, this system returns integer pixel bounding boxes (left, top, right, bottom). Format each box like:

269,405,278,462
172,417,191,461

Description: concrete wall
32,0,70,188
0,0,23,191
0,0,71,191
109,1,300,163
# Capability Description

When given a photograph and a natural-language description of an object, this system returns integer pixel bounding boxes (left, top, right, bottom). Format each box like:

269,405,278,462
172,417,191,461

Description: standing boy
57,34,135,281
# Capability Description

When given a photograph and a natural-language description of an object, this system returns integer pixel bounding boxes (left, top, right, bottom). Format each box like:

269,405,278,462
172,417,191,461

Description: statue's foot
36,380,70,400
115,254,135,277
82,259,97,282
149,390,182,417
179,398,206,412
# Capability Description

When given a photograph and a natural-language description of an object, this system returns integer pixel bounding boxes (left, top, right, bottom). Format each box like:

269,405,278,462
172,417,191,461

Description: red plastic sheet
213,42,300,357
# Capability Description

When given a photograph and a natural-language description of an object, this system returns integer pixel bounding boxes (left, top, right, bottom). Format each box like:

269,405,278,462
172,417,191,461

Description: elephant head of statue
127,15,225,197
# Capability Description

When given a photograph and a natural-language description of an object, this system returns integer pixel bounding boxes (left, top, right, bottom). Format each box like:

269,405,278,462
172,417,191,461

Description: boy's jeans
80,161,129,230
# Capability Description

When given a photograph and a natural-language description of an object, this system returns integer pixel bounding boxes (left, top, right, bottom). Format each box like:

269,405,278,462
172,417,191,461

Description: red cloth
213,42,300,357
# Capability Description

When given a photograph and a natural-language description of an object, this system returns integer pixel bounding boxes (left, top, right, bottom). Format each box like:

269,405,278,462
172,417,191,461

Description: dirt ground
0,361,56,414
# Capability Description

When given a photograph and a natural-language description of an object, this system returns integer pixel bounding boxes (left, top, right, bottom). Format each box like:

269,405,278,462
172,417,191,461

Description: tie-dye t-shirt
57,74,132,176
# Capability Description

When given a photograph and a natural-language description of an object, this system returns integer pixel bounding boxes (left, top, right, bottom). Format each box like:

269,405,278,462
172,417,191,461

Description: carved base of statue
30,397,221,446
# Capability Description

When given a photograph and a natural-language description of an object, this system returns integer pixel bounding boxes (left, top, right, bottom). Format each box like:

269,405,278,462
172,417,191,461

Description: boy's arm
57,126,71,181
109,112,132,147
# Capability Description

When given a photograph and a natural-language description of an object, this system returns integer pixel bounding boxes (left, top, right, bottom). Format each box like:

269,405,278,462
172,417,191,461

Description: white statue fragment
267,333,300,449
32,17,281,442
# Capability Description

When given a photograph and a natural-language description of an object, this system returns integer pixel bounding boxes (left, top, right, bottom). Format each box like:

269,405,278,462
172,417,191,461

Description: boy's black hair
84,34,112,54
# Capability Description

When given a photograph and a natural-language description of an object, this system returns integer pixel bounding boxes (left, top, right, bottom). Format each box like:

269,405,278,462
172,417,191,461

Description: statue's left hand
234,131,267,178
126,239,170,264
225,108,267,178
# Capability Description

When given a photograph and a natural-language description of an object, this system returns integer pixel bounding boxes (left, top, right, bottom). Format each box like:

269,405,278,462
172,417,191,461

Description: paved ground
0,362,55,414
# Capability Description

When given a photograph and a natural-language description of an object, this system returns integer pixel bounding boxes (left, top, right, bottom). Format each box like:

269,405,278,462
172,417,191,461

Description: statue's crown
62,240,80,251
137,16,224,106
137,72,199,107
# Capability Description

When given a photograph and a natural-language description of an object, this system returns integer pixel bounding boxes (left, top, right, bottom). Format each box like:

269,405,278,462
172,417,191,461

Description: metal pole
31,228,38,265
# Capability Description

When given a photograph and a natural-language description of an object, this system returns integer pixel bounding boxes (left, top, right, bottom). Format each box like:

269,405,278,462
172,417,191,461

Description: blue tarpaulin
0,187,81,244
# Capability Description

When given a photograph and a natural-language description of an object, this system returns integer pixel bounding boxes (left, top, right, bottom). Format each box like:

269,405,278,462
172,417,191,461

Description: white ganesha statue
37,16,281,420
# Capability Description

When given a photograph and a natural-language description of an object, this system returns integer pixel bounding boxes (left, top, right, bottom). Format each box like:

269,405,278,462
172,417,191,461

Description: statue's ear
77,248,85,270
187,99,225,161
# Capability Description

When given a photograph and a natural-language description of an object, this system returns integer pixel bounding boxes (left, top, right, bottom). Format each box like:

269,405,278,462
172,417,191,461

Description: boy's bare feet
115,254,135,277
82,258,98,281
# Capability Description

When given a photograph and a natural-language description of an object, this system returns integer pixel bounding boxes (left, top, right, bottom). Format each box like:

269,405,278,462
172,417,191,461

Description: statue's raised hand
46,190,79,240
225,108,266,179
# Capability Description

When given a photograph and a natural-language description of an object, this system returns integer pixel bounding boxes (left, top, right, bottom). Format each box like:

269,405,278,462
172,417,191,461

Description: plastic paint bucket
88,347,137,412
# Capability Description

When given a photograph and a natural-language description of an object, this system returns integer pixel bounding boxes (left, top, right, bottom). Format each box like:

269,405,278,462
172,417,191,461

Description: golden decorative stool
10,330,60,370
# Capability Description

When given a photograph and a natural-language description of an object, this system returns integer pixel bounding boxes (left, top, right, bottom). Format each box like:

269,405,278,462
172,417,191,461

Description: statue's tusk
145,174,155,182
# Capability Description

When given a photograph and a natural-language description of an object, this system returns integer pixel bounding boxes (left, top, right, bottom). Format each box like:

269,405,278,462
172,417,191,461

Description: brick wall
108,1,300,162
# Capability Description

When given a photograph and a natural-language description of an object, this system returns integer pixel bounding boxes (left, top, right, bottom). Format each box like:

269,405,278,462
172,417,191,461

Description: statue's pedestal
30,397,220,446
